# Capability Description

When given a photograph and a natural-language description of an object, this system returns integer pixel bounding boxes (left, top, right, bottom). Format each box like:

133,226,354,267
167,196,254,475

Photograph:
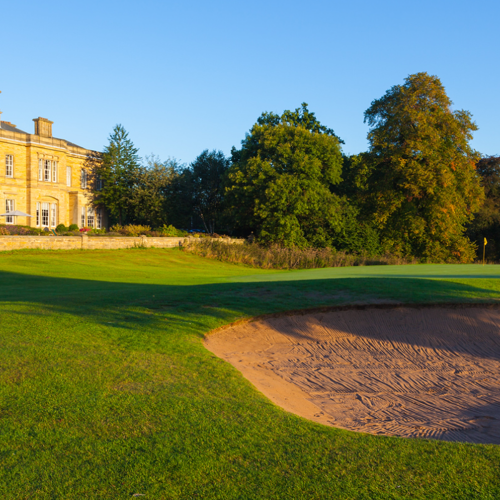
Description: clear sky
2,0,499,165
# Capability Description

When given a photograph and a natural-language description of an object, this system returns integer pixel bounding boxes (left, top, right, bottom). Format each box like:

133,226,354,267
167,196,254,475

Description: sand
205,306,500,444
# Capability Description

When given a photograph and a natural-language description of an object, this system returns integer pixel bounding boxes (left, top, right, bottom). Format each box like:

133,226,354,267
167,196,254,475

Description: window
44,160,51,182
5,155,13,177
67,166,72,187
36,202,40,227
51,204,57,227
81,207,86,227
6,199,15,224
87,207,95,228
42,202,49,227
38,159,43,181
96,208,102,229
52,161,58,183
81,169,87,189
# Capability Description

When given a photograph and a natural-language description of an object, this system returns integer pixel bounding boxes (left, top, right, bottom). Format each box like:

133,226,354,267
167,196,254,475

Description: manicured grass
0,249,499,499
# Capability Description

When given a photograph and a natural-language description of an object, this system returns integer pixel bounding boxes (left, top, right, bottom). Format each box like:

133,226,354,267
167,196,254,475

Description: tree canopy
90,78,497,263
128,156,184,228
466,156,500,260
356,72,484,261
188,150,230,234
92,125,141,225
226,104,344,247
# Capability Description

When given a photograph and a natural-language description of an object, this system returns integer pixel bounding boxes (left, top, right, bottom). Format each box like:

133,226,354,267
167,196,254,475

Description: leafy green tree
129,156,184,228
92,125,141,225
360,72,484,261
467,156,500,260
226,104,344,247
188,150,230,234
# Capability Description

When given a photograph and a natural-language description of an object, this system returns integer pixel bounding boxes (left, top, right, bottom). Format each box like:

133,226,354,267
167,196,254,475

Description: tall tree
226,104,344,247
361,72,484,261
189,150,230,234
466,156,500,260
92,125,141,225
129,156,184,228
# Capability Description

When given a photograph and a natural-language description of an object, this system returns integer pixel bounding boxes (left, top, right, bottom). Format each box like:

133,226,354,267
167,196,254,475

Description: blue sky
2,0,499,164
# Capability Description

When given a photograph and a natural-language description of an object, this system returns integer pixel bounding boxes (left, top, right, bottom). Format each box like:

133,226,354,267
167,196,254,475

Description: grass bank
0,249,499,499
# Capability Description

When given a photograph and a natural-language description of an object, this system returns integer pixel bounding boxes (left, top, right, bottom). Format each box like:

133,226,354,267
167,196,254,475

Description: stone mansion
0,110,105,229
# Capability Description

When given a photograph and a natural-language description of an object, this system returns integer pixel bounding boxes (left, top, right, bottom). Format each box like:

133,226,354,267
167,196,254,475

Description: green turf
0,249,499,499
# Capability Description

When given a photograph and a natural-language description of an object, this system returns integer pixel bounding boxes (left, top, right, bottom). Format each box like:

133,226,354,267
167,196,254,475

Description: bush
69,224,79,231
56,224,67,233
106,224,188,237
157,224,188,237
0,224,41,236
182,239,416,270
122,225,151,236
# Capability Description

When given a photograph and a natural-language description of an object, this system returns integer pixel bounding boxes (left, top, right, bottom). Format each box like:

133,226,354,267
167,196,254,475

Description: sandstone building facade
0,111,104,229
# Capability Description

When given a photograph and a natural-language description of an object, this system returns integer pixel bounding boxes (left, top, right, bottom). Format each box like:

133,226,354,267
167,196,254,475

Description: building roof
0,120,86,151
0,121,29,134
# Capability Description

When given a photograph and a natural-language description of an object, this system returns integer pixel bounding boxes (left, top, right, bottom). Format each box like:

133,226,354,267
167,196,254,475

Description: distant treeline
87,72,500,263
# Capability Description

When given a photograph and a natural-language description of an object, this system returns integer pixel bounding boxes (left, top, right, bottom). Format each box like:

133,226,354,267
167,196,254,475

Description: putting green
230,263,500,282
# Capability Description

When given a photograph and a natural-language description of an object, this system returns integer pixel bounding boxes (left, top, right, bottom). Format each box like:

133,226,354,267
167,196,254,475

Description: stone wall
0,235,245,252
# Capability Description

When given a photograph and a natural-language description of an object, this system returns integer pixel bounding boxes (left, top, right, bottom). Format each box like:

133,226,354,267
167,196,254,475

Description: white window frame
36,202,40,227
51,203,57,227
5,155,13,178
96,208,102,229
52,161,58,183
87,207,95,228
38,159,43,181
6,199,15,224
81,206,86,227
81,169,87,189
42,202,49,227
66,166,72,187
44,160,51,182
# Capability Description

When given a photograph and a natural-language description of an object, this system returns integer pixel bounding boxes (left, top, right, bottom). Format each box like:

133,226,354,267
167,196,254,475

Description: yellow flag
484,237,488,246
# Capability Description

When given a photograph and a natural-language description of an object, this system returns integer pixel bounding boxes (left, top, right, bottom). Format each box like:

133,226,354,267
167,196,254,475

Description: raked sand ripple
205,306,500,444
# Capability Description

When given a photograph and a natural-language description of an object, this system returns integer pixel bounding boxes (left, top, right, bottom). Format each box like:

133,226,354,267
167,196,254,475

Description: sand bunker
206,306,500,444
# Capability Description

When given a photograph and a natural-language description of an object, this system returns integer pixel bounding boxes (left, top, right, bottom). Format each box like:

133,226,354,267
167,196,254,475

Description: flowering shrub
79,227,92,233
0,224,41,235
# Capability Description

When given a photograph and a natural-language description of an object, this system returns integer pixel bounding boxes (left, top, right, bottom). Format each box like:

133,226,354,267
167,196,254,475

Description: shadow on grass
1,269,499,345
1,269,500,447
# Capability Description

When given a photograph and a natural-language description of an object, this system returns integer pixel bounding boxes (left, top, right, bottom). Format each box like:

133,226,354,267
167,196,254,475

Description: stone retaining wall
0,235,245,252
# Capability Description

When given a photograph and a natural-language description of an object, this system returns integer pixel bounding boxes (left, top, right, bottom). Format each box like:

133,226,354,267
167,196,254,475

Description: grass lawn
0,248,499,499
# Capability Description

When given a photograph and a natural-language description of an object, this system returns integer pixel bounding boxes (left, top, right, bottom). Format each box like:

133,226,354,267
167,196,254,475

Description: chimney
33,117,53,138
